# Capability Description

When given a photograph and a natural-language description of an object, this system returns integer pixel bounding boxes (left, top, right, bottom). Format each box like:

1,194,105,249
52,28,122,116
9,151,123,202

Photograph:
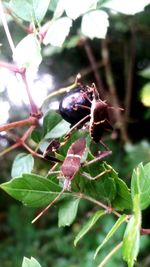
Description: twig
82,38,104,98
101,39,130,143
124,27,136,121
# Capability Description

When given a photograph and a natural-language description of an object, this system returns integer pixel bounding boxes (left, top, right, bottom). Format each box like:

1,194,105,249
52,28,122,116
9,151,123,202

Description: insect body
32,138,86,223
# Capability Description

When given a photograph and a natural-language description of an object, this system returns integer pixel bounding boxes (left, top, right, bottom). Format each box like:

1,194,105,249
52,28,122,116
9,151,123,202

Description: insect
60,83,114,149
32,138,86,223
32,138,112,223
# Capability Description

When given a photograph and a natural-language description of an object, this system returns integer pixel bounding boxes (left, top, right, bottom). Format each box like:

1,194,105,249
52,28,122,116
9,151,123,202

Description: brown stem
124,27,136,121
81,38,104,98
101,39,130,143
0,116,38,132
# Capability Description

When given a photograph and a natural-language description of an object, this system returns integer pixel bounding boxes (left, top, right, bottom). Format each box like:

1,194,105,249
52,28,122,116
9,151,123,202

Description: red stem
0,116,38,132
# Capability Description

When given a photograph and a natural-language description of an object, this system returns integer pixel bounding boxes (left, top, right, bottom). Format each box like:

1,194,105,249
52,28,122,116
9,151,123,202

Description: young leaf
11,153,34,177
10,0,50,23
131,162,150,210
58,198,80,227
139,66,150,79
94,214,126,259
81,10,109,39
13,34,42,70
43,17,72,47
22,256,41,267
122,195,141,267
74,209,105,246
0,173,68,207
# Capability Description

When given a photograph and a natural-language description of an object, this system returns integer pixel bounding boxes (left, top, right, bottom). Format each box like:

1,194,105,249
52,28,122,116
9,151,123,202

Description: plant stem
0,0,15,53
0,117,37,132
0,61,25,73
82,38,104,98
74,192,123,219
101,39,130,143
97,241,123,267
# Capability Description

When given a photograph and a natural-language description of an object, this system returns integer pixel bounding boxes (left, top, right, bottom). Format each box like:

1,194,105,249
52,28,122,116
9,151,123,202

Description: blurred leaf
45,119,70,139
9,0,50,22
43,110,62,136
94,214,126,258
140,82,150,107
124,140,150,172
122,194,141,267
139,66,150,79
131,162,150,210
58,198,80,226
22,256,41,267
81,10,109,39
62,0,98,20
11,153,34,177
103,0,150,15
13,34,42,69
0,173,67,207
74,209,105,246
43,17,72,47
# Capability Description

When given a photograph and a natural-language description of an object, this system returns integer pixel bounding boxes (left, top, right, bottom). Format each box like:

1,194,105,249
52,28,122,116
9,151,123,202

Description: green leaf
112,177,132,210
45,119,70,139
94,214,126,259
62,0,98,20
43,110,62,136
58,197,80,226
139,66,150,79
81,10,109,39
0,173,66,207
140,82,150,107
31,128,42,143
43,17,72,47
10,0,50,22
131,162,150,210
11,153,34,177
74,209,105,246
13,34,42,69
123,194,141,267
22,256,41,267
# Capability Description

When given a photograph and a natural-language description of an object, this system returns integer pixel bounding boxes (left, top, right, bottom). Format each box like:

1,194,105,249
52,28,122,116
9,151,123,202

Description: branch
101,39,130,143
81,38,105,98
0,116,38,132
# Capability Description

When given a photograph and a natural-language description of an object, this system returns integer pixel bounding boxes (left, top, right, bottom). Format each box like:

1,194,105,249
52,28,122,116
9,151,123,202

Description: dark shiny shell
59,85,92,125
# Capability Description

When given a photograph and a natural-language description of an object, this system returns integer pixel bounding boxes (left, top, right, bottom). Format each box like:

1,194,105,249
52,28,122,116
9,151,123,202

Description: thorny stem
0,0,15,53
82,38,104,98
101,39,130,143
97,242,123,267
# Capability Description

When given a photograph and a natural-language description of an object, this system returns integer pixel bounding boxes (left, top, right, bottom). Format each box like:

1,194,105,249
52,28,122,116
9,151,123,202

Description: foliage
0,0,150,267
